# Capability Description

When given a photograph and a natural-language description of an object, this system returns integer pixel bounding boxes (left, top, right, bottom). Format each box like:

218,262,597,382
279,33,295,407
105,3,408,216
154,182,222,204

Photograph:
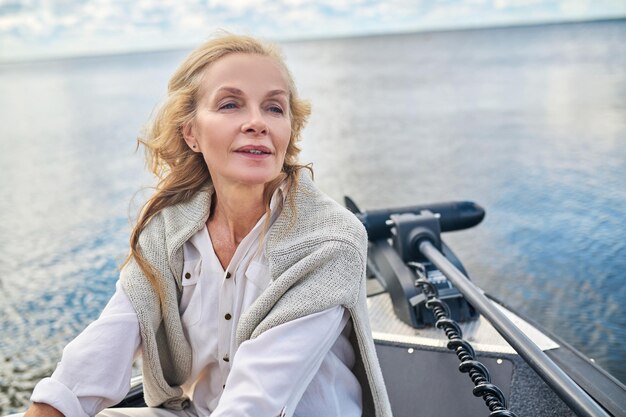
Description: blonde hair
123,34,311,305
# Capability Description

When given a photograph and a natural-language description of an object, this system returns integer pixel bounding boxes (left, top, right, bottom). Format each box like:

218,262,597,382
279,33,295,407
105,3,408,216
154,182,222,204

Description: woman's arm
25,280,141,417
23,402,64,417
211,305,352,417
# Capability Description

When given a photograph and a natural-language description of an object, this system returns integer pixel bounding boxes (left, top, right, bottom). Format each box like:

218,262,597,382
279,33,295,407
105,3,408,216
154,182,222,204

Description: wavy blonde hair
123,34,311,305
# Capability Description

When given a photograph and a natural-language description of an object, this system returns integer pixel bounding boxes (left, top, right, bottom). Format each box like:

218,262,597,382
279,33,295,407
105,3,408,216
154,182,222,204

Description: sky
0,0,625,62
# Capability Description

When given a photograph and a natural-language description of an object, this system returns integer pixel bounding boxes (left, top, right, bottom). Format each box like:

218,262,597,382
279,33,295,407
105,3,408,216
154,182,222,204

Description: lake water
0,19,625,414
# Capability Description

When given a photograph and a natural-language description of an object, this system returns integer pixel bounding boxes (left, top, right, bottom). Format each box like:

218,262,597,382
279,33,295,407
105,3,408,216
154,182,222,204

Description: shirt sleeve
30,280,141,417
211,305,350,417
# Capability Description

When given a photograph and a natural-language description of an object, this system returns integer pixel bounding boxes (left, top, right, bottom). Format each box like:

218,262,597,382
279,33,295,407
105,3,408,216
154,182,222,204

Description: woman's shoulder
159,187,213,228
269,172,367,254
138,187,213,250
300,171,365,234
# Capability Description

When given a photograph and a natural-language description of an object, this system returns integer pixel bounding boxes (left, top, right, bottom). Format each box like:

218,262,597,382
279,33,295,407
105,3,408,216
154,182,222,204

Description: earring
192,144,197,149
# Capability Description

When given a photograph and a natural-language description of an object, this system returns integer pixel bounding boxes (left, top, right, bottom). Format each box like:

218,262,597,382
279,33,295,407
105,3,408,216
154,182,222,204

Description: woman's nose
241,108,268,135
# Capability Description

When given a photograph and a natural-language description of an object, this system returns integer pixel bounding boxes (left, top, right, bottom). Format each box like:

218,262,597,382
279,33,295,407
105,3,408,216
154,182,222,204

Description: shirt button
184,272,191,279
224,313,232,320
225,272,231,279
223,355,230,362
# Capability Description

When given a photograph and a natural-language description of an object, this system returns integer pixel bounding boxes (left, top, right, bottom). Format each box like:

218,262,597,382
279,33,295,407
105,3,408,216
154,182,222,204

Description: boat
6,200,626,417
347,198,626,417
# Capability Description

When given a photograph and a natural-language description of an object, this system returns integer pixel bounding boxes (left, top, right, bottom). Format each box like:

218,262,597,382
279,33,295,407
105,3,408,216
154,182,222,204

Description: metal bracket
389,211,442,263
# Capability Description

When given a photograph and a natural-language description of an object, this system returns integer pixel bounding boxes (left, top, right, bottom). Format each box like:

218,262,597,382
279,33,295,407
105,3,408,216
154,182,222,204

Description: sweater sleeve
239,239,366,347
30,280,141,417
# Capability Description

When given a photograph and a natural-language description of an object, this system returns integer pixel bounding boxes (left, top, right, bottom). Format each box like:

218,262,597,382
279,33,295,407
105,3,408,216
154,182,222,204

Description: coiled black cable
408,262,518,417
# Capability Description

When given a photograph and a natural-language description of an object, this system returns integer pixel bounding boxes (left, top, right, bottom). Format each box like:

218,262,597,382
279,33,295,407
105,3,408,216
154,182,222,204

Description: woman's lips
235,145,272,159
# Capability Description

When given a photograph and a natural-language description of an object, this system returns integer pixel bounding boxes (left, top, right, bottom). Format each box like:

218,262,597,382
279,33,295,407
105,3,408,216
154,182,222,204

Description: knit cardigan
120,171,392,417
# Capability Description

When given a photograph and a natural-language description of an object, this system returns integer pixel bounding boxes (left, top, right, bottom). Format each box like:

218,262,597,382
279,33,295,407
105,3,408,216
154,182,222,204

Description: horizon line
1,14,624,66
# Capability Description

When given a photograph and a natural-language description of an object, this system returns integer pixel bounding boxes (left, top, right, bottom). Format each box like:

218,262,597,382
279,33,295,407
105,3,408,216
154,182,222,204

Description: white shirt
31,191,362,417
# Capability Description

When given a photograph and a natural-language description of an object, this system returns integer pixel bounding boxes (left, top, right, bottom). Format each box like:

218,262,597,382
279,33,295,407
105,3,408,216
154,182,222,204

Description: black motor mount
348,198,482,328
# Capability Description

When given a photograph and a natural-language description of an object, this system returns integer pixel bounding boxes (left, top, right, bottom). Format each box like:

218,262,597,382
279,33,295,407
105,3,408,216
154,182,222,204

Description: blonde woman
24,34,392,417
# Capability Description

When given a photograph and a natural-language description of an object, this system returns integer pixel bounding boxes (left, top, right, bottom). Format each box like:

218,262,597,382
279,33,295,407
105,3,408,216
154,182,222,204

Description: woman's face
184,53,292,190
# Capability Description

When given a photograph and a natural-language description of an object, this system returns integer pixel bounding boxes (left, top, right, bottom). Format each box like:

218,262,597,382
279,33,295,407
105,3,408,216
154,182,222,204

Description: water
0,19,625,413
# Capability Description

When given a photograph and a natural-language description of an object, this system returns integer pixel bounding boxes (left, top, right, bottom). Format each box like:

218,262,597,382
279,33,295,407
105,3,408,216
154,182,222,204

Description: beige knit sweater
120,171,392,417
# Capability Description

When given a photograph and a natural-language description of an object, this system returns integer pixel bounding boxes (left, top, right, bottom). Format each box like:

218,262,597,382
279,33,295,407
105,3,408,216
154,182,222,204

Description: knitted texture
121,172,392,416
121,189,212,409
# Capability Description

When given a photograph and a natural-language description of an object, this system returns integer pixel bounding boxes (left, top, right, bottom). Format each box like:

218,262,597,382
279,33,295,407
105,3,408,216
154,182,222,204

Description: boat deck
367,291,577,417
368,291,559,354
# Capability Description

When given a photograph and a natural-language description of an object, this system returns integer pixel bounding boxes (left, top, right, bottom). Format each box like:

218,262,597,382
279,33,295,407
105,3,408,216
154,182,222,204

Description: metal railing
419,239,611,417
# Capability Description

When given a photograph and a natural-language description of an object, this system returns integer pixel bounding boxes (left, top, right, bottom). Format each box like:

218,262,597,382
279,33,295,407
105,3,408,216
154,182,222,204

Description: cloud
493,0,545,8
0,0,624,61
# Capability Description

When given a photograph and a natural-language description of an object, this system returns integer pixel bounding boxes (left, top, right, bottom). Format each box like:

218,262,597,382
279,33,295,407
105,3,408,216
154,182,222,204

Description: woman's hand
23,402,64,417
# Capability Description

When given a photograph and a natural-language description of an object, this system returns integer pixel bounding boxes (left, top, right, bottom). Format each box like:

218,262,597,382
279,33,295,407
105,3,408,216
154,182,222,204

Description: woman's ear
182,121,200,152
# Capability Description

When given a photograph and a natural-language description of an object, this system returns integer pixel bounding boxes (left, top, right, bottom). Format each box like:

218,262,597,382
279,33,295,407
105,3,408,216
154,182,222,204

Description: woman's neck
209,182,266,247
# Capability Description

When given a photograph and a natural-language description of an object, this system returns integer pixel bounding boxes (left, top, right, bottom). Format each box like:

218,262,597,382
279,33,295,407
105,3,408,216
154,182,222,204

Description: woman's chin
227,171,282,188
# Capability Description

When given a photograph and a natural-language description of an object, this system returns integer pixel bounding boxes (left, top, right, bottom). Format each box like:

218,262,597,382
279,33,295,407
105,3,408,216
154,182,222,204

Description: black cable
408,261,518,417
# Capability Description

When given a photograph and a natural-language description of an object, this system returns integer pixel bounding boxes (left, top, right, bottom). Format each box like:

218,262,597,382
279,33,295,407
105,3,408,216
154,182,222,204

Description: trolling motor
347,197,524,416
344,197,484,328
347,197,612,417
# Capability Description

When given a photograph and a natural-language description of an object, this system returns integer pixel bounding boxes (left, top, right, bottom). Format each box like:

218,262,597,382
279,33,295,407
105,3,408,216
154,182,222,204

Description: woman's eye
219,102,238,110
268,105,284,114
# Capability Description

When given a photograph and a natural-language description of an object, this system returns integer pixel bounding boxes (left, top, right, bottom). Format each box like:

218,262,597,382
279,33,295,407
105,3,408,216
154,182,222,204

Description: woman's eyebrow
266,89,288,98
212,86,289,99
212,87,287,99
214,86,244,97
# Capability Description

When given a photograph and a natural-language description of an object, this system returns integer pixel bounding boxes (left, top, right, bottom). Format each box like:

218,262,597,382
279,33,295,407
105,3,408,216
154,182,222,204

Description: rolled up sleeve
30,280,141,416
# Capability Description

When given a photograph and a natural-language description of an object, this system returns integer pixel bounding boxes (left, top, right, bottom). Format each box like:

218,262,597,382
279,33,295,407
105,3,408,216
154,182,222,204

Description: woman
24,34,392,417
